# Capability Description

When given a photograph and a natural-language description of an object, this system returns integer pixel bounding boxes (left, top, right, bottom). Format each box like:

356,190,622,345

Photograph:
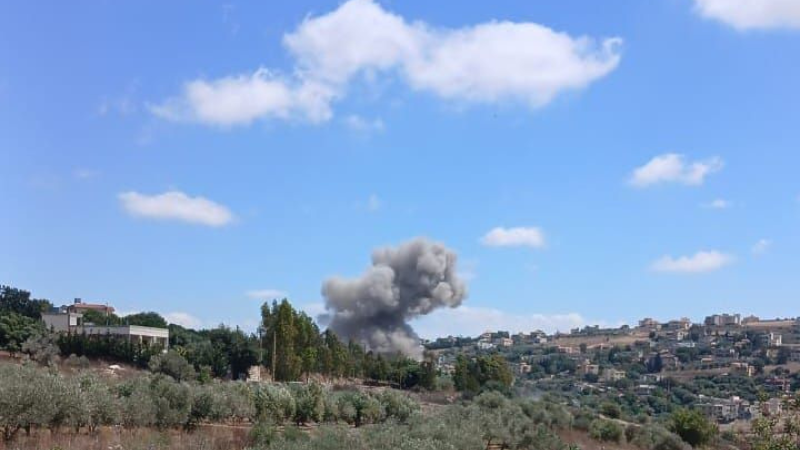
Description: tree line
1,285,441,388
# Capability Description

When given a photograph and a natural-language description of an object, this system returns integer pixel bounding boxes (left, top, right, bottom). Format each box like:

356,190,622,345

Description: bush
589,419,623,443
253,384,296,424
669,408,717,447
150,375,193,428
377,390,419,423
336,391,383,427
601,401,622,419
118,377,156,428
148,350,196,382
292,382,326,425
629,424,689,450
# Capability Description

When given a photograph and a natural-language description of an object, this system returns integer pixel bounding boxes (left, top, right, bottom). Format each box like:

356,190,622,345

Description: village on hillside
426,314,800,428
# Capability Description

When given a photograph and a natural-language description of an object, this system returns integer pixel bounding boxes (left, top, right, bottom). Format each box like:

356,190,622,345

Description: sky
1,0,799,338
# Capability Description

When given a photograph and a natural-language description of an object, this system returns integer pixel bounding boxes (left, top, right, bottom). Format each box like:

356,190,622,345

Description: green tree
670,408,718,447
124,311,168,328
149,350,196,382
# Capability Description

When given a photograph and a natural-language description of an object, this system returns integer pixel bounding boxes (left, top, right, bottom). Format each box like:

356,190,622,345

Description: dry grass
0,426,250,450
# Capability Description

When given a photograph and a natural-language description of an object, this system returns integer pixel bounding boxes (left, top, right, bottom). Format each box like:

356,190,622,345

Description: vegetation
669,408,718,448
453,354,513,394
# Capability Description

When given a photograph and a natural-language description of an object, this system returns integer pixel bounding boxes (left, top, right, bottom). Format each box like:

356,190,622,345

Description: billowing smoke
321,238,467,359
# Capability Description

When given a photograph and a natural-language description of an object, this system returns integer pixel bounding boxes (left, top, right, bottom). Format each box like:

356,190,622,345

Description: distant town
425,313,800,427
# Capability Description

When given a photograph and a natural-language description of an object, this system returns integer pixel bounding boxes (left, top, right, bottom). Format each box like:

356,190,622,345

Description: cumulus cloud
629,153,723,188
693,0,800,30
118,190,234,227
412,306,613,338
164,312,203,329
752,239,772,255
150,69,335,126
246,289,288,300
152,0,622,127
481,226,546,249
651,250,734,273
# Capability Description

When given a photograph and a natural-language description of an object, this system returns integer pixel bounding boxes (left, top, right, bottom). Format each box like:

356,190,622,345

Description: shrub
669,408,718,447
336,391,383,427
253,384,296,424
292,382,326,425
601,401,622,419
118,377,156,428
630,424,689,450
378,390,419,423
148,350,196,382
589,419,623,443
150,375,193,428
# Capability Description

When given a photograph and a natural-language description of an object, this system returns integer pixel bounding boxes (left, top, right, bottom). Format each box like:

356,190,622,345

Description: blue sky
2,0,799,337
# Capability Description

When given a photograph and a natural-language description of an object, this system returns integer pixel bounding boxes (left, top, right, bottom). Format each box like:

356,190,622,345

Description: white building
42,311,169,349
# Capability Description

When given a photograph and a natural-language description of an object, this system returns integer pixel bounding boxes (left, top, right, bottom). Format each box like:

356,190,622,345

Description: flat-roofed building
42,308,168,350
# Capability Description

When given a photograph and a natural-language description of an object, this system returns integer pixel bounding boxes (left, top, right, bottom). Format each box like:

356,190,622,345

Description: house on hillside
42,301,169,350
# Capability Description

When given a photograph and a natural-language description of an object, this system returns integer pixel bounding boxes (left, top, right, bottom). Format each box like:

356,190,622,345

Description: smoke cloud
321,237,467,359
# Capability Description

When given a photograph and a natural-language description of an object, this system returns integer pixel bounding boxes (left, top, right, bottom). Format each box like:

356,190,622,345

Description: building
42,307,169,349
580,363,600,376
638,318,660,329
765,333,783,347
494,337,513,347
664,318,692,331
730,362,755,377
513,362,532,375
66,298,115,315
742,315,760,325
601,368,625,383
704,314,741,327
696,396,748,423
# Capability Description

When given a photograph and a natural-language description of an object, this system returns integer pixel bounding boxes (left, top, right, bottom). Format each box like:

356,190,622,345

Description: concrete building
704,314,741,327
42,308,169,349
601,368,625,383
66,298,116,315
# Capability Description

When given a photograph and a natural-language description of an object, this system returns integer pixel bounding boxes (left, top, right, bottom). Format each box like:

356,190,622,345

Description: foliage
669,408,718,447
149,350,196,382
589,418,624,443
453,354,513,394
0,312,42,353
0,285,52,319
749,394,800,450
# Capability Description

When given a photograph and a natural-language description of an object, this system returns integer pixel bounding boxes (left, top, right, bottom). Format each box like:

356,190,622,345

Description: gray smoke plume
321,237,467,359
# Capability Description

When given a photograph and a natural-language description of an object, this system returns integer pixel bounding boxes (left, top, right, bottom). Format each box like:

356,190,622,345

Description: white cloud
412,306,612,338
245,289,288,300
702,198,732,209
300,302,327,319
481,226,546,249
752,239,772,255
164,312,203,329
118,190,234,227
153,0,622,127
343,115,385,133
693,0,800,30
651,250,734,273
150,69,335,126
629,153,723,188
